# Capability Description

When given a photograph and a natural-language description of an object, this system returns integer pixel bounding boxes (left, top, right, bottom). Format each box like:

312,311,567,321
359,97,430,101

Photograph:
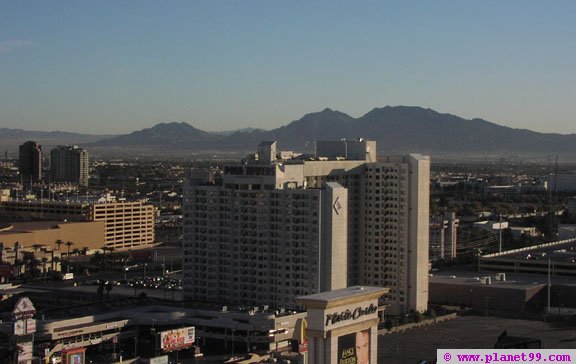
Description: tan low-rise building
0,221,105,251
0,200,155,251
0,220,104,280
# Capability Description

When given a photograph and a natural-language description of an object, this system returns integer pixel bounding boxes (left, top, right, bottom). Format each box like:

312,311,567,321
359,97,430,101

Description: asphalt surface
378,315,576,364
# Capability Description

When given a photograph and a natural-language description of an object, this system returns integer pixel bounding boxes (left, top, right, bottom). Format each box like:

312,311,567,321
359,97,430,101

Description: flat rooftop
431,270,576,288
0,220,94,234
10,284,304,320
297,285,388,307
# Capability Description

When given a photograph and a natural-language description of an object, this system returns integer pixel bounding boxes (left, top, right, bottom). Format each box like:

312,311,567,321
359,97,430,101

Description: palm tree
72,248,80,272
65,241,74,274
49,248,55,272
41,257,48,278
101,246,114,262
14,242,21,277
52,256,61,274
101,246,111,257
22,253,40,280
54,239,64,251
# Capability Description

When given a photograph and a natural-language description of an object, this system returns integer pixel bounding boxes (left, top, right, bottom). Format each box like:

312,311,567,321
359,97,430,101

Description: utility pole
547,258,551,314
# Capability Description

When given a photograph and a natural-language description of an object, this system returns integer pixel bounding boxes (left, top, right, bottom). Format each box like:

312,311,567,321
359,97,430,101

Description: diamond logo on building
333,197,343,215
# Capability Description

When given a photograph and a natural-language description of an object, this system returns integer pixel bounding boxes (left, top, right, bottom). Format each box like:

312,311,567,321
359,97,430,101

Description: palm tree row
0,239,91,280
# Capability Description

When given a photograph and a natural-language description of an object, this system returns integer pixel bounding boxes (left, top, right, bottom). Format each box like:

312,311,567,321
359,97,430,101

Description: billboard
142,356,169,364
14,318,36,336
337,329,370,364
26,318,36,334
61,348,86,364
14,320,25,336
160,327,195,351
132,250,154,263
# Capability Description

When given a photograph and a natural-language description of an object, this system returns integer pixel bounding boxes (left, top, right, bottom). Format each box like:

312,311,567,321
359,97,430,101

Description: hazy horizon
2,105,576,137
1,1,575,134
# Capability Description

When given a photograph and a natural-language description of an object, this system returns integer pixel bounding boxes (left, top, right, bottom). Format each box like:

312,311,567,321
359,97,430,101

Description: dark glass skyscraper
50,145,89,187
18,141,44,185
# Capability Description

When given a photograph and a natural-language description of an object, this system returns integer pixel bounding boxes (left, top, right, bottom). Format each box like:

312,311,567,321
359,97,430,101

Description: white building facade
183,140,430,313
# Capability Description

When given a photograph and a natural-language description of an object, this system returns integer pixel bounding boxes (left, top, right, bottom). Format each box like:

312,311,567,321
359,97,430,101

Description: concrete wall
408,155,430,313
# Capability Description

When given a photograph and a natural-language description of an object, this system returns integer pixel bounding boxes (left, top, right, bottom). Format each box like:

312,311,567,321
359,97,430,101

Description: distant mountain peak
149,121,195,129
22,105,574,155
93,120,216,147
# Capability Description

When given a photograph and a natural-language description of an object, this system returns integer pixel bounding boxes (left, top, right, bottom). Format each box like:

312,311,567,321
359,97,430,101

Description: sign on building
12,297,36,319
17,341,33,363
337,329,371,364
12,297,37,364
296,286,388,364
61,348,86,364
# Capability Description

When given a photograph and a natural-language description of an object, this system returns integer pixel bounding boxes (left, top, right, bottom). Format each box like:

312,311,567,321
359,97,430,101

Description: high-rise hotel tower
19,141,44,185
183,140,429,313
50,145,89,187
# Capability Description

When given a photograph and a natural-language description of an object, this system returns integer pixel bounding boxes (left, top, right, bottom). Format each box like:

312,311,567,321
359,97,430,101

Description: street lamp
151,319,158,357
231,329,236,358
394,317,399,352
484,296,490,328
194,338,202,364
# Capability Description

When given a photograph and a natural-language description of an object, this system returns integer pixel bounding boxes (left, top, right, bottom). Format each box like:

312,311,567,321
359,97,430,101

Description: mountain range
3,106,576,156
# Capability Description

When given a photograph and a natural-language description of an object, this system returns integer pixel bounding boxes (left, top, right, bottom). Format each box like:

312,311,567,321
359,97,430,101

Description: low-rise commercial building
429,272,546,315
0,292,307,363
429,270,576,315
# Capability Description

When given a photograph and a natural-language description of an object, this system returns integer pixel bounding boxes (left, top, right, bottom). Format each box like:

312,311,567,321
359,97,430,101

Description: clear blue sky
1,1,575,134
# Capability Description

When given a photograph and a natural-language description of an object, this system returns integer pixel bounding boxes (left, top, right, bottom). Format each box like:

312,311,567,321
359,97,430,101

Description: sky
1,1,575,135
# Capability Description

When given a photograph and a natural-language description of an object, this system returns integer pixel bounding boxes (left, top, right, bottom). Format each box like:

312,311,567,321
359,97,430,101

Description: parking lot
86,275,183,291
378,315,576,364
